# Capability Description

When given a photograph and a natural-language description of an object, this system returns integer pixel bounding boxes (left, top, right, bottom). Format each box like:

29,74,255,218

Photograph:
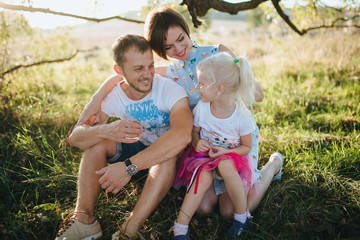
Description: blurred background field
0,3,360,239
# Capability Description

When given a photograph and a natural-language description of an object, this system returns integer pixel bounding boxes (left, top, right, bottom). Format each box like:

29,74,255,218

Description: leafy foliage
288,0,360,28
246,4,272,27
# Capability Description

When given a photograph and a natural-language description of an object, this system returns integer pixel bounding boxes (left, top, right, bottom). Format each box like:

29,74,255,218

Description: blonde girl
173,52,259,240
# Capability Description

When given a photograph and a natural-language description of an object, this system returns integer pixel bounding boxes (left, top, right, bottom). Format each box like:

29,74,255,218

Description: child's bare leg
196,183,218,215
217,160,246,214
218,159,252,239
177,171,213,225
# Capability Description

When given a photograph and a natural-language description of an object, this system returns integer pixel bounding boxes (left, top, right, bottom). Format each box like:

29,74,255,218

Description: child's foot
173,235,188,240
270,152,284,181
173,220,189,240
224,218,251,240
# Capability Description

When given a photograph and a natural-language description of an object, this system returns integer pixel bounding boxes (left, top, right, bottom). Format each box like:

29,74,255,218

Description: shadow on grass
254,179,360,240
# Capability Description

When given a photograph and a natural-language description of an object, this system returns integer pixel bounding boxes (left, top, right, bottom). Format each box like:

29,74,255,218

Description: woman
79,6,283,236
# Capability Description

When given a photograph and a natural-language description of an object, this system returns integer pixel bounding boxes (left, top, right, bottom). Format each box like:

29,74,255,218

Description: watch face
126,164,138,176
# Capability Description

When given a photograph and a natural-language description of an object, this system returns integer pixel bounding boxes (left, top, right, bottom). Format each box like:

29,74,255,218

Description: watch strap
124,158,138,176
124,158,132,167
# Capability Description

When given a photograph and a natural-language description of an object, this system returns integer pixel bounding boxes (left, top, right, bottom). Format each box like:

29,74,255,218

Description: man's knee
83,140,116,159
146,157,177,191
149,157,177,179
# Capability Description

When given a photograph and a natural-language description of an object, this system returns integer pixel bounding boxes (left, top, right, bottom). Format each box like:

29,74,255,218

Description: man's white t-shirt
102,74,188,146
193,100,255,149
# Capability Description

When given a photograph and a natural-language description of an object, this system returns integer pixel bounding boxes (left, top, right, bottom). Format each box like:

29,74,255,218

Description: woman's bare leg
247,155,282,212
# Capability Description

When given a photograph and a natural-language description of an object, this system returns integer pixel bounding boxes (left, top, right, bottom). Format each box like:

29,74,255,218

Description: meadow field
0,19,359,239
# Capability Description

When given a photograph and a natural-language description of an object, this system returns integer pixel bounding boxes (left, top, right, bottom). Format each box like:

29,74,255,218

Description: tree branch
210,0,268,15
1,50,84,78
181,0,268,27
303,15,360,32
271,0,360,35
180,0,202,27
0,1,144,24
318,0,345,12
271,0,305,35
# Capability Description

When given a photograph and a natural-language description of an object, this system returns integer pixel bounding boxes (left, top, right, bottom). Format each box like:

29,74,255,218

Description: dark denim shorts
107,141,148,177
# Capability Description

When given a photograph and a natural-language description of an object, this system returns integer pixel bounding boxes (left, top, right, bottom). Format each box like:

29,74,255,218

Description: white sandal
271,152,284,181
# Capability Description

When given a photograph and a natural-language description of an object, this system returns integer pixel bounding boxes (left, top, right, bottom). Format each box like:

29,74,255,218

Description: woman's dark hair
145,6,190,60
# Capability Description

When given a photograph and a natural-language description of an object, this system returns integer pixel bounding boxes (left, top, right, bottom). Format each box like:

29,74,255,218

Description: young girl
172,52,258,240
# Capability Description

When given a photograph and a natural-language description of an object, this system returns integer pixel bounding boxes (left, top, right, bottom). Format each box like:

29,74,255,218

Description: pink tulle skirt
173,147,257,195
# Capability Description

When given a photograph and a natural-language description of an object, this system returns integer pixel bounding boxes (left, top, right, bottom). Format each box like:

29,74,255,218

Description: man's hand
194,139,211,153
95,162,131,194
103,120,143,143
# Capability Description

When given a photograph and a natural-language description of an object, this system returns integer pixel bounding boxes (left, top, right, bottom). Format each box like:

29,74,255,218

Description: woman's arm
219,44,236,58
77,74,122,125
155,66,167,77
254,81,264,102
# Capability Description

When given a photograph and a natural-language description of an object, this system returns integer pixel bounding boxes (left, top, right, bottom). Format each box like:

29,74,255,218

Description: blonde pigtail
235,56,256,109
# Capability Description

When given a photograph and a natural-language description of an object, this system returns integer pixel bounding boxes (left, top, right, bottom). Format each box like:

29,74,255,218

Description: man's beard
128,78,152,94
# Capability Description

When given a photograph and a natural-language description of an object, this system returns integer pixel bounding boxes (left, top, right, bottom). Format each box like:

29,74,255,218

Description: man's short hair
112,34,151,67
145,6,190,60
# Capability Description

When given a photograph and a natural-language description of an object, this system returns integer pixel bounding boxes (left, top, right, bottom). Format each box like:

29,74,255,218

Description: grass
0,26,359,239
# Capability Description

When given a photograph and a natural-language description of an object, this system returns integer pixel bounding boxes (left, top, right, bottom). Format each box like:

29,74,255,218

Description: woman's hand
77,98,102,126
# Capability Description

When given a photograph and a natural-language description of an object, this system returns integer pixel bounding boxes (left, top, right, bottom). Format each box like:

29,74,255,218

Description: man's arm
69,111,142,150
131,97,193,170
96,97,193,193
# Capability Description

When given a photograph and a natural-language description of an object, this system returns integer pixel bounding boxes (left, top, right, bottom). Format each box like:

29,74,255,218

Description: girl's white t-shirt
193,100,255,149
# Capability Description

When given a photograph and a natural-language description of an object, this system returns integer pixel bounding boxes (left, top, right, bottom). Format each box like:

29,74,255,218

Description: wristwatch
124,158,138,176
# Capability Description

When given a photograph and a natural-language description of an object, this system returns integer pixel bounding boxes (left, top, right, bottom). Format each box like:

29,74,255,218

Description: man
55,34,193,239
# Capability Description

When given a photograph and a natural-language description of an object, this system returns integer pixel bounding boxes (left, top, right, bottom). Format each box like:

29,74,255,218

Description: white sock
234,212,247,223
173,221,189,236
